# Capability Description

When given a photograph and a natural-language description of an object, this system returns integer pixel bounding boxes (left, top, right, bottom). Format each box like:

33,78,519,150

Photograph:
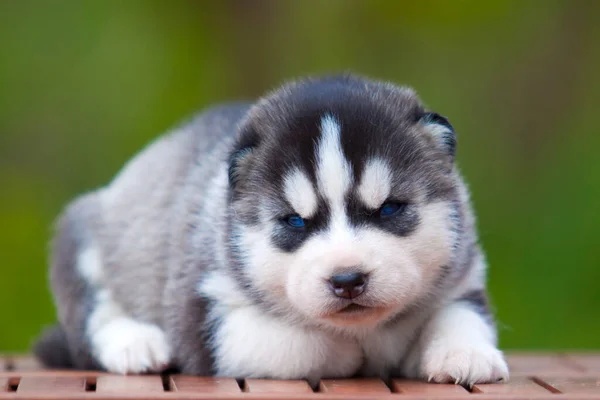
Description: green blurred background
1,0,599,353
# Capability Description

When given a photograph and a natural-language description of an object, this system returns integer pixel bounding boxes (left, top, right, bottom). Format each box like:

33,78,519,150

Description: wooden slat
472,376,551,395
95,375,164,393
567,354,600,373
0,378,8,392
245,378,312,393
0,352,598,399
170,376,241,393
16,376,85,393
506,353,583,375
319,378,390,394
392,379,469,395
536,376,600,395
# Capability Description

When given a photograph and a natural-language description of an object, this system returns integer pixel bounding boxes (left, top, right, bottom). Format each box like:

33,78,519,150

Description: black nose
328,272,367,299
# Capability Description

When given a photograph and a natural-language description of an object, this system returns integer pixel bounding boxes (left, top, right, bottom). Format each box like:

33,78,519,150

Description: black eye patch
345,191,420,237
269,199,330,252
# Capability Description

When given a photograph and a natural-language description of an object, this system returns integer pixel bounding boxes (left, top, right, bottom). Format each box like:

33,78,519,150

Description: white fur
412,302,508,385
197,272,252,309
424,123,453,150
358,311,427,377
91,317,171,375
87,288,171,374
313,114,361,277
283,168,318,218
212,303,362,384
86,289,125,335
76,246,103,286
237,200,454,327
357,158,392,209
426,124,452,139
316,114,352,212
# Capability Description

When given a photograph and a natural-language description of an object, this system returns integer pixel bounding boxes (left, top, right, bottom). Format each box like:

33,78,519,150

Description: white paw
91,317,171,375
421,340,509,386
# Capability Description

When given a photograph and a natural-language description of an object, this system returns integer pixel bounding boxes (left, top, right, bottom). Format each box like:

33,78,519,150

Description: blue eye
286,215,306,228
380,202,405,217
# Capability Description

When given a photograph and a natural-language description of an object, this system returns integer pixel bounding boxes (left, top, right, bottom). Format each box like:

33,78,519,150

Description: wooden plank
536,376,600,395
0,378,8,392
505,352,583,375
567,354,600,373
16,376,86,393
392,379,469,395
472,376,551,395
319,378,390,394
95,375,164,393
170,376,241,393
245,378,312,393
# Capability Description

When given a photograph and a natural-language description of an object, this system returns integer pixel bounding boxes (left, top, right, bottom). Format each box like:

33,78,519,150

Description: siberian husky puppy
34,74,508,386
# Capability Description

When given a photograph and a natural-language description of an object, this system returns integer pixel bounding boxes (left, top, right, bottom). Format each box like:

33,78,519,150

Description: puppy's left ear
419,111,457,159
228,125,260,191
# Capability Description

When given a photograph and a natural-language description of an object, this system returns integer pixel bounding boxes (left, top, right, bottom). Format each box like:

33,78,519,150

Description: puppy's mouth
322,302,389,326
338,303,369,313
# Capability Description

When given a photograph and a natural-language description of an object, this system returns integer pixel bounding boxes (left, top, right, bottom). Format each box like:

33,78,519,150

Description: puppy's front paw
92,318,171,375
421,340,509,386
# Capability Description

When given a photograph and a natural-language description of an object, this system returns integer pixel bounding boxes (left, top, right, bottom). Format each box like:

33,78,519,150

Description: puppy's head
227,74,460,328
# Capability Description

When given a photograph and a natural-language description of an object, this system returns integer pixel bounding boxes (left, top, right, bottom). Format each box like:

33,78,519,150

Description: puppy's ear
419,111,457,158
228,125,260,190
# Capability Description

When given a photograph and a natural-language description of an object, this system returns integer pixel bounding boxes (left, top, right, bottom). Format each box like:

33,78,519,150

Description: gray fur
42,192,103,370
35,74,506,384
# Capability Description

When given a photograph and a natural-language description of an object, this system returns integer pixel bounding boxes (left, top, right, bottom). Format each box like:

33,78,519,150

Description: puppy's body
35,75,508,385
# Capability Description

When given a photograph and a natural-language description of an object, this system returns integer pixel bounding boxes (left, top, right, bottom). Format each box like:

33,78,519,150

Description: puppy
34,74,509,386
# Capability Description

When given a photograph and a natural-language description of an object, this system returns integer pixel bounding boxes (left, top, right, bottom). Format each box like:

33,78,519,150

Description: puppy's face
228,76,459,328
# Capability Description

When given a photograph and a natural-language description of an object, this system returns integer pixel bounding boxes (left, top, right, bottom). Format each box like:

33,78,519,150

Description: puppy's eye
379,202,406,217
285,215,306,228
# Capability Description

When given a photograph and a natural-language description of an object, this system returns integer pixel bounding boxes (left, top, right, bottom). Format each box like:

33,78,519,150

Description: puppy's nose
329,272,367,299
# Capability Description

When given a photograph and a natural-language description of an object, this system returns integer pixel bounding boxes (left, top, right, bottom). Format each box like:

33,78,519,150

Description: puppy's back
36,103,251,369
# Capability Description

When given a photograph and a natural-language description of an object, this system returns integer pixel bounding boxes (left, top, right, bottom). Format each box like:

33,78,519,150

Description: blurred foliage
1,0,599,352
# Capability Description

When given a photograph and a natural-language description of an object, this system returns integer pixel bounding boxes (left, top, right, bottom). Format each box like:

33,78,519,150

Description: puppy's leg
405,292,508,386
85,286,171,375
51,195,171,374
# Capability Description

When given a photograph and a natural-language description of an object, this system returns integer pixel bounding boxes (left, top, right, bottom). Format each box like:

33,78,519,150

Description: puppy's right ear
228,125,260,190
419,111,457,159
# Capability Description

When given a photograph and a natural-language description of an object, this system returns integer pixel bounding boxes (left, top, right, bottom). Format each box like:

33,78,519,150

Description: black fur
228,75,456,255
33,325,73,369
268,191,333,252
347,202,421,237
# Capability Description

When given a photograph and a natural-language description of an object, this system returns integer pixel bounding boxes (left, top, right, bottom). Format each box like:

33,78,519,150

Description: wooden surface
0,352,598,399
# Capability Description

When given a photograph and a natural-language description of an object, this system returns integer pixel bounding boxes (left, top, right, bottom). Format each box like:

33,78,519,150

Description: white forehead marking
358,158,392,209
316,114,354,242
316,114,352,208
283,168,318,218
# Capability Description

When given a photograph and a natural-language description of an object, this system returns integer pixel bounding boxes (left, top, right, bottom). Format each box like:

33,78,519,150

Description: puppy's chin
316,303,395,328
